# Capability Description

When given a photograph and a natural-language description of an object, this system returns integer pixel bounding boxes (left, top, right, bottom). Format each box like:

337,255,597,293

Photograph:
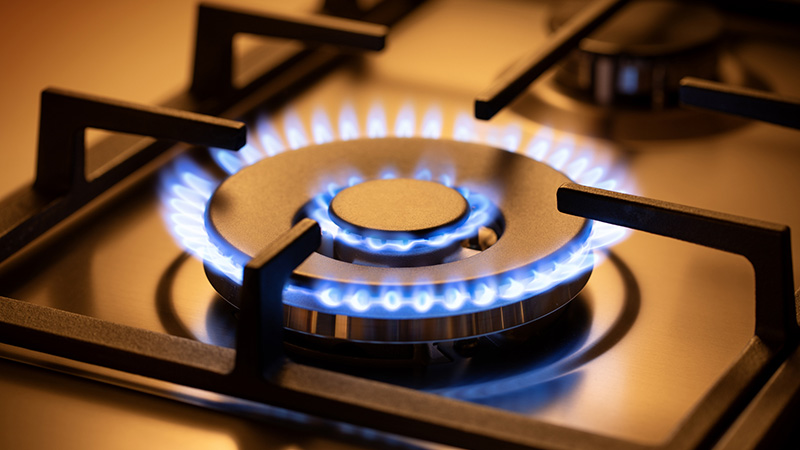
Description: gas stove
1,1,800,449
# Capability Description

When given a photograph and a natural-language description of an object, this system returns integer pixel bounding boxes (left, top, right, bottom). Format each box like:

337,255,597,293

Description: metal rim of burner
281,301,585,371
203,138,593,343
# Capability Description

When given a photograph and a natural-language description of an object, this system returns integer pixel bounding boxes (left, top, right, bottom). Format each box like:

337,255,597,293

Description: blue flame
394,102,415,138
367,102,387,138
286,243,597,317
255,113,287,157
453,112,477,142
159,100,633,318
284,110,309,150
420,105,442,139
338,103,360,140
305,173,495,256
312,108,335,144
158,156,243,284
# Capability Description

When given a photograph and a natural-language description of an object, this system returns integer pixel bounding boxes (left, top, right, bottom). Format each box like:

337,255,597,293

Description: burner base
284,295,586,376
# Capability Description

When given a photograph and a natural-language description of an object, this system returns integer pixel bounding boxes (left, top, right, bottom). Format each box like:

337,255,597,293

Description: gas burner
159,101,631,345
551,0,723,108
204,138,593,343
510,0,766,140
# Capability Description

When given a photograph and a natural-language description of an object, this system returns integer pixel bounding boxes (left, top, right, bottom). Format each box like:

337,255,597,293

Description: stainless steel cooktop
1,1,799,449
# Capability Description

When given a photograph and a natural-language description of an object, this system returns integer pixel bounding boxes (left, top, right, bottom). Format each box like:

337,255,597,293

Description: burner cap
329,178,469,239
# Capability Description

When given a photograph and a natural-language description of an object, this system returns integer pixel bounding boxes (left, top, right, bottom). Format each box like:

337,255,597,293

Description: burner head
203,138,592,343
329,179,469,239
329,178,471,266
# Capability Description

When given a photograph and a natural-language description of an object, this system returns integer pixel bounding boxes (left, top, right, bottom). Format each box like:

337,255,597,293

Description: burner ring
204,138,593,342
307,177,496,267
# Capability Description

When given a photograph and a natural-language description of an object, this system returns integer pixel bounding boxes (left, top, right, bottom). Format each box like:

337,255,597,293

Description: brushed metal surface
0,0,798,449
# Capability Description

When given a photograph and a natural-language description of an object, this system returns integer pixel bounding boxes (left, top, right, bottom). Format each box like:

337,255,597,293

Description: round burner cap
329,178,469,239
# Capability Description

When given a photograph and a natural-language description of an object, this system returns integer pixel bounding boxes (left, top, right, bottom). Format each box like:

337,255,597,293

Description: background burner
551,0,724,108
510,0,766,140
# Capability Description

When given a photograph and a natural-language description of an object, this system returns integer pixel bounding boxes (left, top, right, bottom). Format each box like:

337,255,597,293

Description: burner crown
329,178,469,240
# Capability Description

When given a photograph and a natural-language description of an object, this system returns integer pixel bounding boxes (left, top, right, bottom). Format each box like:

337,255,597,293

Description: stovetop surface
1,1,799,449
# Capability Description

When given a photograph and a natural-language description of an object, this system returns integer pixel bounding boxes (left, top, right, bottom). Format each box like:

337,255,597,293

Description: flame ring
159,102,632,341
203,139,593,322
306,179,496,258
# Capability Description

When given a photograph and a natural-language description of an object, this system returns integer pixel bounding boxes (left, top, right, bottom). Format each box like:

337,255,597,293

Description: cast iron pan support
0,89,245,262
234,218,321,380
34,88,245,197
678,77,800,447
190,3,387,98
558,183,796,346
474,0,630,120
679,77,800,130
557,182,798,449
0,197,798,450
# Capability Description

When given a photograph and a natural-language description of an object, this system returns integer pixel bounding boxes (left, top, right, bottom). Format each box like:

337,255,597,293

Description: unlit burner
552,0,723,108
511,0,758,139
